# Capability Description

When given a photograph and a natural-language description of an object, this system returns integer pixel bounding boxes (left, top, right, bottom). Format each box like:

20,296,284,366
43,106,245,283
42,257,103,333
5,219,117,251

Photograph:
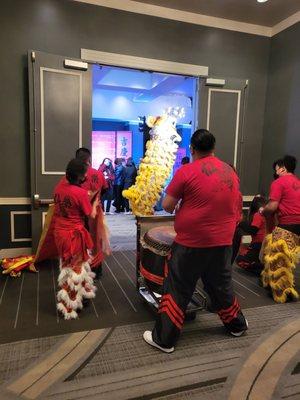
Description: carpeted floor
1,303,299,400
0,248,298,345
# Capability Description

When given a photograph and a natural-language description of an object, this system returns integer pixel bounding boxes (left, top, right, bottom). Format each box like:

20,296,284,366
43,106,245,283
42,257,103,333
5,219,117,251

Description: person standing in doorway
181,156,190,165
143,129,248,353
113,158,125,213
99,158,115,214
123,157,137,214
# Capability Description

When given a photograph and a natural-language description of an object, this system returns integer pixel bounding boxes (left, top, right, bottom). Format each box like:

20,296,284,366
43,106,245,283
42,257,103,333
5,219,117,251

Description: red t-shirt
81,166,107,193
269,174,300,224
251,212,266,244
53,179,92,225
166,156,241,248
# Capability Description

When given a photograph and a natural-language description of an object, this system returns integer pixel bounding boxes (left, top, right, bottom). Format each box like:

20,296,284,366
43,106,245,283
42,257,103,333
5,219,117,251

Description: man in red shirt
260,155,300,303
262,156,300,230
75,148,109,278
54,158,99,320
143,129,248,353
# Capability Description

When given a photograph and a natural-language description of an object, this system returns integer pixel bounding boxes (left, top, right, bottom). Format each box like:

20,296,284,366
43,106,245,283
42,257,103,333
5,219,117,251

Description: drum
140,226,176,293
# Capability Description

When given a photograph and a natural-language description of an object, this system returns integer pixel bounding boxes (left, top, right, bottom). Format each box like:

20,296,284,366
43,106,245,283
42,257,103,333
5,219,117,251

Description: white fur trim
57,302,78,320
81,288,96,299
88,271,96,279
57,267,72,284
66,277,81,291
57,289,82,310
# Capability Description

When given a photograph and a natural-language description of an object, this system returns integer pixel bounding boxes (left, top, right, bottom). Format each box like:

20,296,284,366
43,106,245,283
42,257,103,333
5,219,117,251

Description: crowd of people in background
98,157,137,214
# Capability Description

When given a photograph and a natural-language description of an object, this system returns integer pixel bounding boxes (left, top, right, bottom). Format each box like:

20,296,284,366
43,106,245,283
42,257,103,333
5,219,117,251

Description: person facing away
143,129,248,353
113,158,126,213
181,156,190,165
99,158,115,214
53,158,99,320
123,157,137,213
235,195,267,274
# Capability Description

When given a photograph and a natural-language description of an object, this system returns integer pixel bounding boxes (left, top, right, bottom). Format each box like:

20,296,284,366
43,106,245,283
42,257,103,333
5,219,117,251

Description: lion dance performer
260,155,300,303
53,158,98,319
123,107,184,216
75,147,110,278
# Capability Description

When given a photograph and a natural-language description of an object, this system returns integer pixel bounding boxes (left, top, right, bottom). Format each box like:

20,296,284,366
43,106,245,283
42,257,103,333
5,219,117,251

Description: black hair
126,157,135,167
190,129,216,153
75,147,91,163
66,158,88,184
248,195,267,223
101,157,112,165
181,156,190,165
273,155,297,174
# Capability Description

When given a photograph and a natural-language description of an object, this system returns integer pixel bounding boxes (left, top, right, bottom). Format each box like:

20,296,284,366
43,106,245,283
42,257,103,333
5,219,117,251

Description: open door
197,77,248,176
28,51,92,250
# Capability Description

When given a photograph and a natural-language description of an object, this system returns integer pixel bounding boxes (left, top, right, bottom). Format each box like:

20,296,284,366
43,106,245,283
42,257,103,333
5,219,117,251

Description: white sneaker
143,331,174,353
230,318,249,337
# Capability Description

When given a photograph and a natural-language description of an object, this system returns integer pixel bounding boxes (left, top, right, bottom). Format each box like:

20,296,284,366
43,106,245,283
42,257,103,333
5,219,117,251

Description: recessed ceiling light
257,0,268,3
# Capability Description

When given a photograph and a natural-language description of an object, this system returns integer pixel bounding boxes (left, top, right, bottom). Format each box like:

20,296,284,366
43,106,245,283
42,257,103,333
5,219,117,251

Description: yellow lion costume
261,227,300,303
123,109,183,216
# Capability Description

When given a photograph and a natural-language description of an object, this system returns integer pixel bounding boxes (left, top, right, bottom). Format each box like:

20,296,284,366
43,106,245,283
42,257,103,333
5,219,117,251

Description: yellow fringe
261,231,300,303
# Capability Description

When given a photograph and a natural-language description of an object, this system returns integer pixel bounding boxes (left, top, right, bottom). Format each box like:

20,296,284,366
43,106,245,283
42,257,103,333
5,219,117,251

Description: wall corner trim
272,11,300,36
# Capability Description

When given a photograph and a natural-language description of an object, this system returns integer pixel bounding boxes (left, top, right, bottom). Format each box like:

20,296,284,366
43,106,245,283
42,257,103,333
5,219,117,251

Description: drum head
146,226,176,247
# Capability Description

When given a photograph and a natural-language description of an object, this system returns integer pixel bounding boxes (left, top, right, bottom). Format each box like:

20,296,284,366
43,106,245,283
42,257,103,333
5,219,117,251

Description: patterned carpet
0,214,299,399
1,304,298,399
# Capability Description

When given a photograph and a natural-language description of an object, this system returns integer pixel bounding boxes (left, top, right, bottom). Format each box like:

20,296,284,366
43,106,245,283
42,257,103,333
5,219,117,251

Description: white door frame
81,49,209,77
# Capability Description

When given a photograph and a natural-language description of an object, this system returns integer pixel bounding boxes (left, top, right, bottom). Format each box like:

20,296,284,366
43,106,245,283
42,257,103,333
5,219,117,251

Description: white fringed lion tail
56,260,96,320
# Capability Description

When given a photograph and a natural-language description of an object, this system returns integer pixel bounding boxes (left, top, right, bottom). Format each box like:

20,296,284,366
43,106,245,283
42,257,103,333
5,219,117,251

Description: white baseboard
0,247,32,258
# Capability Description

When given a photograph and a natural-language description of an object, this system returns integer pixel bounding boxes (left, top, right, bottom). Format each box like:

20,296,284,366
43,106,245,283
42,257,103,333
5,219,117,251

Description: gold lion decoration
123,108,184,216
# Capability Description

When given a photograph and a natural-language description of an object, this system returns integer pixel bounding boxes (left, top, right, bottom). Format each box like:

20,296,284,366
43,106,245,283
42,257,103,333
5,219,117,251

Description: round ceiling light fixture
257,0,268,3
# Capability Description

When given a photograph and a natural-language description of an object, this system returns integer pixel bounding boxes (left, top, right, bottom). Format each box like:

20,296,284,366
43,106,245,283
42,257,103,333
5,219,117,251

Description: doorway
91,64,198,172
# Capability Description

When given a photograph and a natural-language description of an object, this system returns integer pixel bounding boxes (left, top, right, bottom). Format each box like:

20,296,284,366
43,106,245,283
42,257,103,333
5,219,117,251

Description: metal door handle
33,194,53,209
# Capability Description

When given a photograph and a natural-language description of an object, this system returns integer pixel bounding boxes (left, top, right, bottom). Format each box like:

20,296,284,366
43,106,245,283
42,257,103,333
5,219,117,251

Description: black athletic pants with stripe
152,243,247,348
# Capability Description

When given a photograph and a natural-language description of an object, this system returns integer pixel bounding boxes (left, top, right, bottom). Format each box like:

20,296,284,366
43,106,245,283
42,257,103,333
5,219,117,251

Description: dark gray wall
260,22,300,194
1,0,270,197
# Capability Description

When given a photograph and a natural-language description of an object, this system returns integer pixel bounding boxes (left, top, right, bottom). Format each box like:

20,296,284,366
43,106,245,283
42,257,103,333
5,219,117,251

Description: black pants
152,243,247,348
113,185,124,212
236,243,263,274
101,187,113,212
231,226,243,264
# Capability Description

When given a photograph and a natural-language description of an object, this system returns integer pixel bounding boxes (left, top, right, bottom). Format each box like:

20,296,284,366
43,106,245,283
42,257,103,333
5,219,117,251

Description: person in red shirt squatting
143,129,248,353
235,195,267,274
75,148,109,279
54,158,99,320
260,155,300,303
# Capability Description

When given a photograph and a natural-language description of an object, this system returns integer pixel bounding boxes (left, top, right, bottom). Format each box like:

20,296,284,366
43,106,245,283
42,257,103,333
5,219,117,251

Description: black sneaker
230,318,249,337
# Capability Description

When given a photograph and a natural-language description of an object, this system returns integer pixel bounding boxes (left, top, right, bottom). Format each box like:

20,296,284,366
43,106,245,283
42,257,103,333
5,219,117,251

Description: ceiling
92,65,195,102
134,0,300,27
